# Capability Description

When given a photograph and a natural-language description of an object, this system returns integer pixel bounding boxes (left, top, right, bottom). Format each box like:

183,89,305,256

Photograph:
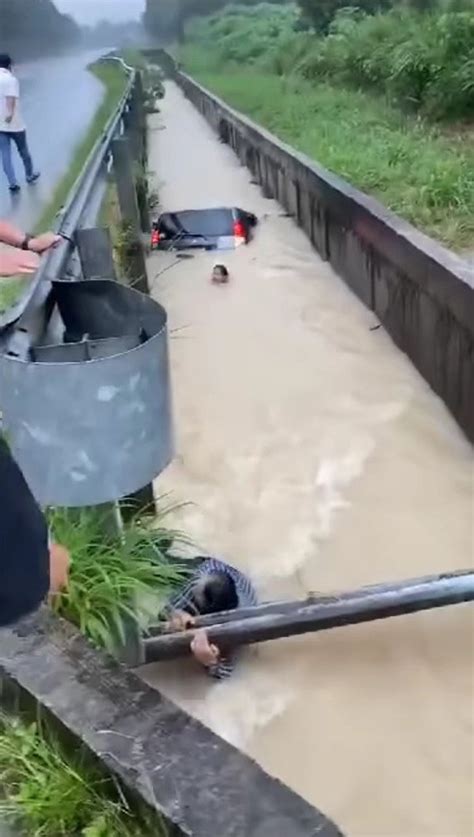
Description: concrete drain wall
0,611,342,837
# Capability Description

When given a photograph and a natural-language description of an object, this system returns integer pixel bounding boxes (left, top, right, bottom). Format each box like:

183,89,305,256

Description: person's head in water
190,570,238,615
0,55,13,71
212,264,229,284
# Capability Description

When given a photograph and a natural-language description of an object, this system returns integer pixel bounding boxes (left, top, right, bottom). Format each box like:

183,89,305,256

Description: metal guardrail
0,57,136,357
0,57,174,510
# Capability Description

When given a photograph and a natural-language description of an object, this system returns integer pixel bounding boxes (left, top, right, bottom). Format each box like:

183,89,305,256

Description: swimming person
211,264,230,284
164,556,257,679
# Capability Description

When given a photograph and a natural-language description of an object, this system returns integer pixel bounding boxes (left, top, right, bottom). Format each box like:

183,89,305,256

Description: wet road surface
141,83,473,836
0,51,104,230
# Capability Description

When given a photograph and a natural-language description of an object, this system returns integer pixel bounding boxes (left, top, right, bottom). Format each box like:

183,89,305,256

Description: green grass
180,50,474,250
0,714,165,836
0,60,129,312
49,504,191,651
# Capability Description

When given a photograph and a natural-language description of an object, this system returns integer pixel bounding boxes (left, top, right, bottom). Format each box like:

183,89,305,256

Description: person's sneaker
26,172,40,184
9,184,20,193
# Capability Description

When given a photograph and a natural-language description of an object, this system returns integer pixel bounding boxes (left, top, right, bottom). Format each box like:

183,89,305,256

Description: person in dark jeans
0,53,39,193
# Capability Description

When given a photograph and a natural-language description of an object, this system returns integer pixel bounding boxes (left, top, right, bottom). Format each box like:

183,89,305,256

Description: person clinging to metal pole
0,219,60,276
0,54,40,193
163,556,257,679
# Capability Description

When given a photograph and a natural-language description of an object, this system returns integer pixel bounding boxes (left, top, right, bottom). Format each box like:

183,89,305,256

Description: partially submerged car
150,207,257,251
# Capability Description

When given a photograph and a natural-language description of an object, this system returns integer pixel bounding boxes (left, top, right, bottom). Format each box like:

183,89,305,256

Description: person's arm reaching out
0,249,39,276
5,95,16,125
0,221,62,278
191,630,235,680
4,73,18,126
0,221,61,253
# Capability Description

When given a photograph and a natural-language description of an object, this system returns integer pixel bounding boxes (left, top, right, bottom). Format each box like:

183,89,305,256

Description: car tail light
233,219,246,245
151,228,160,248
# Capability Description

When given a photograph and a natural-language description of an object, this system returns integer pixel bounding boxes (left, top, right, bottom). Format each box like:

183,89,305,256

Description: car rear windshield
176,209,234,237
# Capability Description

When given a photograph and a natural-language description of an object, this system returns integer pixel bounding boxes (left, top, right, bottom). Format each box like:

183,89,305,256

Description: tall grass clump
49,505,191,651
0,714,164,835
185,4,303,71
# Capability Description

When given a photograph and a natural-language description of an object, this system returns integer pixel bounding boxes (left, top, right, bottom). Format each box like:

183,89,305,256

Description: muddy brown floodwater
140,83,474,836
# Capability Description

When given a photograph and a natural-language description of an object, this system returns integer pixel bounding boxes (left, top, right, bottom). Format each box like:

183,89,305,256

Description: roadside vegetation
178,2,473,250
0,714,165,836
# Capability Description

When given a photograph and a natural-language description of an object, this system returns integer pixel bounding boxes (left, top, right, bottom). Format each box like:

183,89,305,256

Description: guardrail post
111,137,149,294
76,227,117,280
74,226,149,667
127,73,150,235
76,226,155,519
126,73,146,162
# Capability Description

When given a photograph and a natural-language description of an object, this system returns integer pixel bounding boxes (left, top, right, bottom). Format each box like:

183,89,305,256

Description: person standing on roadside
0,54,39,194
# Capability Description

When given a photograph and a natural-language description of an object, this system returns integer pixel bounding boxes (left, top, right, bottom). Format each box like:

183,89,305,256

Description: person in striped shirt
165,556,257,680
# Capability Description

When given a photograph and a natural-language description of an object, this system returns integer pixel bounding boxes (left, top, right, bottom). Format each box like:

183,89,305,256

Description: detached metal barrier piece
0,280,173,507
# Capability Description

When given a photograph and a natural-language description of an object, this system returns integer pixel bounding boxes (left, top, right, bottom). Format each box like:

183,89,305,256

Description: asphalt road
0,50,105,231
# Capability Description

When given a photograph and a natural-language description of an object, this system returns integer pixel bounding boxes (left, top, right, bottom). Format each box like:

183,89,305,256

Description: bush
185,4,301,69
295,8,474,119
181,4,473,246
185,4,474,120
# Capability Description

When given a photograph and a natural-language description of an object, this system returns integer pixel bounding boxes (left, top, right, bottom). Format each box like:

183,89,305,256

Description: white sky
55,0,145,25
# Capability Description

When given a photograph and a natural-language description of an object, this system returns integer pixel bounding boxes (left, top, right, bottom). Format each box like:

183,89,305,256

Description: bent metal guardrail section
169,61,474,444
0,59,174,508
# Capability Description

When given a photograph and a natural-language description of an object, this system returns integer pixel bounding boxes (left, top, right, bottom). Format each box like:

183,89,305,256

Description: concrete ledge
0,610,342,837
171,68,473,443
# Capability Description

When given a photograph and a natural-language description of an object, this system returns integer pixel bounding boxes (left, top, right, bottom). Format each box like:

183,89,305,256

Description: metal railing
0,55,170,519
0,57,137,358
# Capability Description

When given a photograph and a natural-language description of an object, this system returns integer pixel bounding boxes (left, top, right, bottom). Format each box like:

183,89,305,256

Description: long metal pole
143,569,474,663
150,570,471,636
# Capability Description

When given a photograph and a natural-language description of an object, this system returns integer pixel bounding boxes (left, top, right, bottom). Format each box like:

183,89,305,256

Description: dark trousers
0,130,34,187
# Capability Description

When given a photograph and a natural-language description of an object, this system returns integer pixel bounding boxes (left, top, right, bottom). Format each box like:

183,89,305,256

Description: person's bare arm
0,221,61,254
0,249,40,277
166,610,195,631
0,221,26,249
48,543,70,597
5,95,16,125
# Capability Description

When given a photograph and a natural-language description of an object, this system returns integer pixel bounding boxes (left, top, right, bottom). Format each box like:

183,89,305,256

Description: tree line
0,0,80,59
143,0,472,40
143,0,287,42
